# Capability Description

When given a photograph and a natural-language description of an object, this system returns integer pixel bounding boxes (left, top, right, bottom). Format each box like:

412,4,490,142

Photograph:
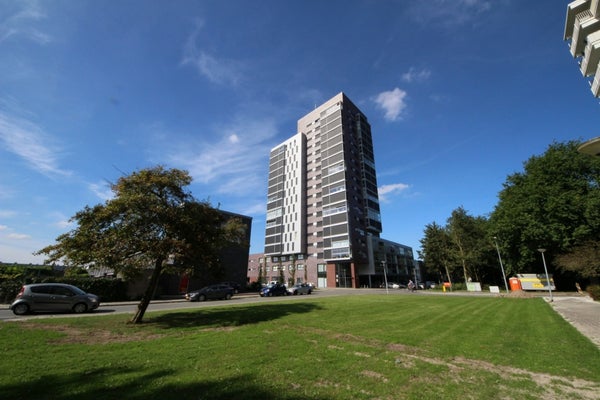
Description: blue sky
1,0,599,264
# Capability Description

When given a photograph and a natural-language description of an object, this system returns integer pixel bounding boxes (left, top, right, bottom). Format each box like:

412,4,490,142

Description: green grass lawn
1,295,599,400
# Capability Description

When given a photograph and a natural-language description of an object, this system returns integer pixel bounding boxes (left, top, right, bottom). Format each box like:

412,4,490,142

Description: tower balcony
581,30,600,76
570,10,600,57
565,0,591,40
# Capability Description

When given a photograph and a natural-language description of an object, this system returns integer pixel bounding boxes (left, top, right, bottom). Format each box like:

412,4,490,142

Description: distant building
166,210,252,295
248,92,414,288
89,209,252,298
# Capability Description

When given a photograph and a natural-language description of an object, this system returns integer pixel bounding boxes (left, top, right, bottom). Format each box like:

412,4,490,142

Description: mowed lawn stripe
0,295,598,400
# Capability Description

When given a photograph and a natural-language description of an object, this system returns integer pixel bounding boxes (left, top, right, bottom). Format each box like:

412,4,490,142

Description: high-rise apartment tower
263,93,408,288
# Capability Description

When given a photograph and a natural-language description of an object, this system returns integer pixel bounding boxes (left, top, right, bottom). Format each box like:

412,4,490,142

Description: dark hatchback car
10,283,100,315
185,284,235,302
259,283,288,297
219,281,241,293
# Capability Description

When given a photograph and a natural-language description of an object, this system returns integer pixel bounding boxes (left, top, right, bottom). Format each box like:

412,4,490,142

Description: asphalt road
0,287,364,321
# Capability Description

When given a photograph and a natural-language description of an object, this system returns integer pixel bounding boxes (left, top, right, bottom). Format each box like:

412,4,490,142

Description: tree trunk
443,260,453,292
130,258,164,324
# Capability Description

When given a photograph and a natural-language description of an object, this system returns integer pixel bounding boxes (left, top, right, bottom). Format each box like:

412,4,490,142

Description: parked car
288,283,312,295
380,282,406,289
219,281,241,293
259,283,288,297
186,284,235,302
10,283,100,315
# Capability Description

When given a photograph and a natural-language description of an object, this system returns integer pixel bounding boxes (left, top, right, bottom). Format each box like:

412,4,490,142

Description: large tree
446,207,489,285
489,140,600,281
36,166,246,324
420,210,500,288
419,222,455,287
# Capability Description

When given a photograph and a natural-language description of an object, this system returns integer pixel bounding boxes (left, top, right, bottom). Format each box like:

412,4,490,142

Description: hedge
0,277,128,304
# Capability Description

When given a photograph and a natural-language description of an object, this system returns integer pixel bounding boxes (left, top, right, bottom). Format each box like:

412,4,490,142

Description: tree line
419,141,600,291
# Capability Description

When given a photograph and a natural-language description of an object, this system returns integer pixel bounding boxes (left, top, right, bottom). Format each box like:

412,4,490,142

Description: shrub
0,276,129,303
587,284,600,301
44,277,128,302
0,281,24,303
247,281,263,292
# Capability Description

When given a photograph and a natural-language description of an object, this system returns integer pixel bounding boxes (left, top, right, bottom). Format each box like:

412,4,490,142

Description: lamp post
381,260,389,294
537,248,553,302
493,237,509,294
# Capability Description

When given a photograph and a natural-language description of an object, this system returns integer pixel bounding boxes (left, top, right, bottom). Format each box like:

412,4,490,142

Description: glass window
331,247,350,258
331,239,349,248
323,204,347,216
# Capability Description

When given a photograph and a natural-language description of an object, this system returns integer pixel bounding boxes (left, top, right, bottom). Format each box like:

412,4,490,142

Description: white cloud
229,134,240,144
0,210,17,218
55,220,72,229
46,211,74,230
408,0,492,27
0,111,71,177
88,181,114,201
0,225,7,231
7,232,30,240
402,67,431,83
374,88,408,122
158,116,277,198
0,1,52,44
378,183,410,202
240,201,267,217
181,20,243,86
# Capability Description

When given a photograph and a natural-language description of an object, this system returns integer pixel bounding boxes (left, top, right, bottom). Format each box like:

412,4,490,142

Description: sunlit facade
253,92,413,288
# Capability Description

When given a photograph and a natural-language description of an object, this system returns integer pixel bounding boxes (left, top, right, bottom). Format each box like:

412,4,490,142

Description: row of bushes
0,277,129,304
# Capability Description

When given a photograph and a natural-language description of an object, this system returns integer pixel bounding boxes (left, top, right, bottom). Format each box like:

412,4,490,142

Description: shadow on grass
146,302,322,329
1,366,330,400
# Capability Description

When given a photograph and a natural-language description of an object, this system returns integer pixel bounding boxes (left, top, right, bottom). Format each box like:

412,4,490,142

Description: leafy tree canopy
490,140,600,278
36,166,247,323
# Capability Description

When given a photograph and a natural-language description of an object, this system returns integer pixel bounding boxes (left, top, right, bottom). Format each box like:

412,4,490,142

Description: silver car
288,283,312,295
10,283,100,315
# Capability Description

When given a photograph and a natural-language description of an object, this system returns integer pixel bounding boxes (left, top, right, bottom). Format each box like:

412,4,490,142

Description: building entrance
336,263,352,288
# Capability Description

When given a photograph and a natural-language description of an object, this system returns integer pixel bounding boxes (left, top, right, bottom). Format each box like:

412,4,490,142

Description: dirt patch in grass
19,322,165,345
507,290,534,298
301,326,600,400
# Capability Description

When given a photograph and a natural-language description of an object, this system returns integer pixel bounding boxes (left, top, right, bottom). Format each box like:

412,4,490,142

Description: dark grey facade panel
323,123,342,137
323,224,349,237
268,183,284,193
265,244,281,255
264,235,282,245
265,226,283,236
323,191,346,205
323,213,348,226
266,201,283,211
322,143,344,158
367,199,380,211
321,152,344,168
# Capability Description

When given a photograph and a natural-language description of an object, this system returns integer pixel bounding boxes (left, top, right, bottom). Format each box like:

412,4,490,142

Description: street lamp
381,260,389,294
493,237,509,294
537,248,553,302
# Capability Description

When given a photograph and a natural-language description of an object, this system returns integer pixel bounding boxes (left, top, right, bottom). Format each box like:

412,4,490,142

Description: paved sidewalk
548,295,600,349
